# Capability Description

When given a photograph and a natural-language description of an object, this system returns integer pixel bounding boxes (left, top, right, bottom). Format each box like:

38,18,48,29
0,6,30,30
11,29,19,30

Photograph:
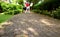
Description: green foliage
0,14,12,23
1,2,23,15
0,1,2,13
32,0,60,19
33,0,60,11
51,8,60,19
33,7,60,19
29,0,40,4
17,0,23,5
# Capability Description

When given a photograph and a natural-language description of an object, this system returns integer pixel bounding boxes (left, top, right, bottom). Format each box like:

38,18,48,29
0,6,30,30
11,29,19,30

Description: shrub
33,7,60,19
52,8,60,19
1,2,23,15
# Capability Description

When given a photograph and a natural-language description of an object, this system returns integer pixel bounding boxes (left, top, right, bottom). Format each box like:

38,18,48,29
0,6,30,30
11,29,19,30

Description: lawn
0,14,13,23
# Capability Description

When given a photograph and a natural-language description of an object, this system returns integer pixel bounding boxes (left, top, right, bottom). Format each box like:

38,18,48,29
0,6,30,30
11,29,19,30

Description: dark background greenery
30,0,60,19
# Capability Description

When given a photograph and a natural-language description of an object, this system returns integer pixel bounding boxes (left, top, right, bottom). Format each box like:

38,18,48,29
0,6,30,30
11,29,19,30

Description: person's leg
27,7,30,13
28,7,30,13
26,7,29,13
25,7,27,13
27,6,30,13
25,7,30,13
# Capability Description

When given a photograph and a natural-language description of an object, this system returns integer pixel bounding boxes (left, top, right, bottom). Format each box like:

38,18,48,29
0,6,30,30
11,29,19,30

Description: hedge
0,2,23,15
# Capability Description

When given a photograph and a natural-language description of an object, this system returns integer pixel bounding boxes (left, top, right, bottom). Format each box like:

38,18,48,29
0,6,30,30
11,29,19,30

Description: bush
33,7,60,19
51,8,60,19
32,0,60,19
1,2,23,15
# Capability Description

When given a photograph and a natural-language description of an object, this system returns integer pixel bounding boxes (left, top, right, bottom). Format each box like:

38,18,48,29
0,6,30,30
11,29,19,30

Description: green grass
0,14,13,23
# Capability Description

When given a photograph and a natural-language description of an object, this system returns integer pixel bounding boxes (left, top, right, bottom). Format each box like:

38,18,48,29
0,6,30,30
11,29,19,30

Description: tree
33,0,60,11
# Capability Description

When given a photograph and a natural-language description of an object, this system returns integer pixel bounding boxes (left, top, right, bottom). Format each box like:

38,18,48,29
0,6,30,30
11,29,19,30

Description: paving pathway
0,13,60,37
